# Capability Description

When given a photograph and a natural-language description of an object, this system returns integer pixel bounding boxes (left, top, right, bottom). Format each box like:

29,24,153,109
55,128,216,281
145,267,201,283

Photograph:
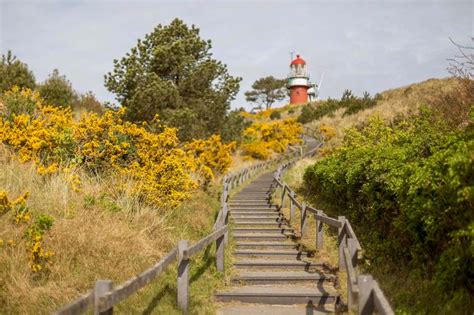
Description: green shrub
297,90,380,124
270,110,281,120
1,86,39,120
304,108,473,313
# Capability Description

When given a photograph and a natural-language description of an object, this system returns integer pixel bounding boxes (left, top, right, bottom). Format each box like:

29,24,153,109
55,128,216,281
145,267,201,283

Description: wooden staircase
215,172,339,314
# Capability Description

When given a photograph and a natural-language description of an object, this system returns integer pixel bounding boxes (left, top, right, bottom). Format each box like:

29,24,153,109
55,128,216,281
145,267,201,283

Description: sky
1,0,472,110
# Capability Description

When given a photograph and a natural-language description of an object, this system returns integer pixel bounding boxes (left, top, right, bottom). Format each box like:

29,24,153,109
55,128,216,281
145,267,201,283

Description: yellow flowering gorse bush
0,190,54,273
184,135,236,184
0,87,235,207
241,118,303,160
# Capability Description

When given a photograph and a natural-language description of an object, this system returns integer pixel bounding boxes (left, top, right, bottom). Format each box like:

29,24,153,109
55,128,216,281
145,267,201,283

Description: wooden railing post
177,240,190,313
280,185,286,208
216,226,225,273
94,280,113,315
358,275,374,315
347,238,359,271
338,216,347,270
300,203,307,236
223,204,229,245
315,211,324,250
289,191,295,222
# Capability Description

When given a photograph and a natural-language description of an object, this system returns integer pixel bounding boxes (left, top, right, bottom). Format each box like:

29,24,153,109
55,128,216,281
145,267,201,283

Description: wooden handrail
183,225,227,259
55,142,302,315
53,291,94,315
272,149,394,314
97,248,178,312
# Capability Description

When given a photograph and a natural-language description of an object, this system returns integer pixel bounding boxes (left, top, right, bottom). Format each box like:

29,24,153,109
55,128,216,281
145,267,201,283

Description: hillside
244,77,462,146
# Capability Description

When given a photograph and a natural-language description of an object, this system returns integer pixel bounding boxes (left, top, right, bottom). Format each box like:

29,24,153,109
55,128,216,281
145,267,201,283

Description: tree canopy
38,69,77,108
0,51,36,93
245,76,287,110
104,18,241,140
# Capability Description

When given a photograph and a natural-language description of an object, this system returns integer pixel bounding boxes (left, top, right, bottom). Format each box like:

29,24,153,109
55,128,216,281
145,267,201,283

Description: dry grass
0,145,224,314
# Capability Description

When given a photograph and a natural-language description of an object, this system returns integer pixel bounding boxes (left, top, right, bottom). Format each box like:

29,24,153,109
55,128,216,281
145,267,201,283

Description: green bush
304,108,473,313
270,110,281,120
1,86,38,120
297,90,380,124
220,109,251,143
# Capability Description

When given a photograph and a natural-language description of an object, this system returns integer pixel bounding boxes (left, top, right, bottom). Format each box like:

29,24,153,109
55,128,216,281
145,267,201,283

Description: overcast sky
1,0,472,110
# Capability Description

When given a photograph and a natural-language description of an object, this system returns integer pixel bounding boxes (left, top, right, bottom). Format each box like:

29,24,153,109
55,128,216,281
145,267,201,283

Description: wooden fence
273,161,394,315
53,148,305,315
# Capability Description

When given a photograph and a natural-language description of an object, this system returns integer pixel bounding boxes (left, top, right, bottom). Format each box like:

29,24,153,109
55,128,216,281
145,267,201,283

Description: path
215,171,339,314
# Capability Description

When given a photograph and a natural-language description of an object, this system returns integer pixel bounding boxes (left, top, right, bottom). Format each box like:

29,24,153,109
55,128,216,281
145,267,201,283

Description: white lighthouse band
288,77,311,88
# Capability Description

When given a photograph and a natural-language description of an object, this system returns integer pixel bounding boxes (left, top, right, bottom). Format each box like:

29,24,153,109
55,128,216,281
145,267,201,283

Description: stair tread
233,233,288,237
235,271,335,279
235,259,324,266
216,284,337,296
216,305,330,315
236,241,295,246
235,249,308,254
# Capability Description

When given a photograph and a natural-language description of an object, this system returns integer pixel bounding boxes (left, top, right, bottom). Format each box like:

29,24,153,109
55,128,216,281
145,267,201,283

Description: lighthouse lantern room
287,54,317,104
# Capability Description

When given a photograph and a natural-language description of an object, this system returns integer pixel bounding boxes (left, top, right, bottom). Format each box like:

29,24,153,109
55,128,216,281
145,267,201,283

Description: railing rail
54,144,309,315
272,156,394,315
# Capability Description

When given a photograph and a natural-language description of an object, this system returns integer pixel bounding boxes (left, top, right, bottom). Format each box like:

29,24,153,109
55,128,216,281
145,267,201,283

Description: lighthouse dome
290,54,306,65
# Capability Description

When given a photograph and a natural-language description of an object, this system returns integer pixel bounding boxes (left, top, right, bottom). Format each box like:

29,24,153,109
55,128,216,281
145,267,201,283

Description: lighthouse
287,54,317,104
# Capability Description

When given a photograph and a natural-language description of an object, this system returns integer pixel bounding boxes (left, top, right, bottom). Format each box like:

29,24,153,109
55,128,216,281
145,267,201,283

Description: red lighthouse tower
287,54,316,104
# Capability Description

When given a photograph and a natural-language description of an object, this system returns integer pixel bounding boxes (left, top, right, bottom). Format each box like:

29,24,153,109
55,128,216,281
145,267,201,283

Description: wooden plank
358,275,374,315
287,191,302,210
309,211,342,228
373,281,394,315
344,247,359,311
98,248,178,312
344,221,362,251
338,216,347,270
177,241,190,313
315,211,324,250
289,190,295,221
53,291,94,315
343,247,358,289
183,226,227,259
216,226,225,272
300,203,307,236
95,280,113,315
213,208,223,230
273,178,284,188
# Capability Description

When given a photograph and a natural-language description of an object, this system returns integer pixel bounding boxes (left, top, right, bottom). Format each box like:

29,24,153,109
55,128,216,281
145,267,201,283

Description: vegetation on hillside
0,149,226,313
302,54,473,313
0,87,234,207
104,18,241,141
241,118,302,160
297,90,380,124
0,51,36,93
245,76,287,110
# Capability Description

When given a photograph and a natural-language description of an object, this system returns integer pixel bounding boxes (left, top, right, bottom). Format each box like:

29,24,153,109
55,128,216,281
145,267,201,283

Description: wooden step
230,209,280,214
216,304,331,315
231,213,282,217
233,227,293,234
234,259,326,271
215,284,338,306
234,249,312,259
233,233,288,241
232,271,335,284
235,241,297,249
234,221,288,226
232,216,285,222
230,206,278,209
229,201,274,205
